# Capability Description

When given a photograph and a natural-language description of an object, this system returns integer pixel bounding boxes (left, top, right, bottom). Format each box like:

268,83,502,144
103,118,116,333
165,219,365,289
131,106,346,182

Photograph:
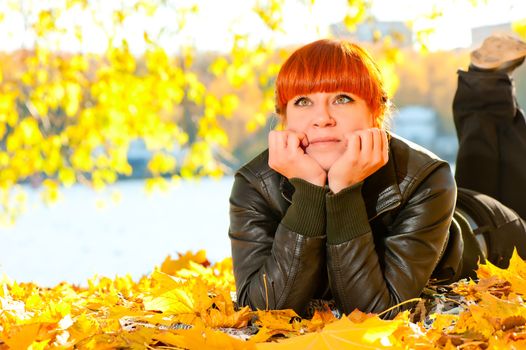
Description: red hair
275,39,388,125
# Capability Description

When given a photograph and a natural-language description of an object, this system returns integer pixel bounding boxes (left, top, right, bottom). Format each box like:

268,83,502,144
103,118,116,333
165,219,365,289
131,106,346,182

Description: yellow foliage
253,0,285,31
210,57,229,76
455,292,526,338
0,0,487,227
58,167,76,187
1,251,526,348
34,10,57,37
147,152,177,175
222,94,240,118
41,179,61,205
513,19,526,39
343,0,369,32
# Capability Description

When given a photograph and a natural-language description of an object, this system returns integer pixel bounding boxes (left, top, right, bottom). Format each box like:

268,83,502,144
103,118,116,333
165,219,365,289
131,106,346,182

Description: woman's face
285,91,375,171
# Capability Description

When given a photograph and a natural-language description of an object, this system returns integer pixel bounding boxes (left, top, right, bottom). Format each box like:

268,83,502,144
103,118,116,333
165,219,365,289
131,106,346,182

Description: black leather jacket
228,135,459,318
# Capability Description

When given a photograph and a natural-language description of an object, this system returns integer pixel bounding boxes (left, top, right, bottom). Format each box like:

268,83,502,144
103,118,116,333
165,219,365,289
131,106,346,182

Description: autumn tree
0,0,509,224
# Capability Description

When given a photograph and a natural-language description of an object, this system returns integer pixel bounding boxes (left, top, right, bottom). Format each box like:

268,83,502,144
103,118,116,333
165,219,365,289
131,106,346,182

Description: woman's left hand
328,128,389,193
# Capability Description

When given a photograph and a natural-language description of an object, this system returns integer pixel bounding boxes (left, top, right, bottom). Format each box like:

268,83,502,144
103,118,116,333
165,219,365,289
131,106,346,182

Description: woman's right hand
268,130,327,186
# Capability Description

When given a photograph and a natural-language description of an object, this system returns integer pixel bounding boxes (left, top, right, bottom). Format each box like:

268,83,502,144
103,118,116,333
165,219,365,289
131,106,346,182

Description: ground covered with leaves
2,250,526,349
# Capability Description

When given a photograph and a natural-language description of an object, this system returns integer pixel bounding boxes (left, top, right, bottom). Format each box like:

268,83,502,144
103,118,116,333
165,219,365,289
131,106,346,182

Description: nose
313,104,335,127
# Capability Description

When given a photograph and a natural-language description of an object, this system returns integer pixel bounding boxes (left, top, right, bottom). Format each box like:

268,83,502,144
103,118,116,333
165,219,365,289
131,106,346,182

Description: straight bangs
276,40,385,119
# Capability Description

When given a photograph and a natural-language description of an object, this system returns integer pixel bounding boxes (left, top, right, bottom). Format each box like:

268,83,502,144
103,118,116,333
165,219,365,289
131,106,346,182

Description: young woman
228,39,461,319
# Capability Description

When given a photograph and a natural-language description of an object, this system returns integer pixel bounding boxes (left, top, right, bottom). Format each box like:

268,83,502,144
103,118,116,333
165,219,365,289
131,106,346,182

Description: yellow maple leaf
152,329,187,348
504,249,526,293
143,270,212,315
256,315,403,349
68,313,100,343
248,326,278,344
201,305,252,329
160,250,209,276
477,249,526,295
175,324,255,350
142,286,195,314
254,309,302,333
455,292,526,339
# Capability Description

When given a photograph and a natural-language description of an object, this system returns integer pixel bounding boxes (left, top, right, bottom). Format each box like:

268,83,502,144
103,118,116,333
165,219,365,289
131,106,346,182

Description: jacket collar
279,145,403,221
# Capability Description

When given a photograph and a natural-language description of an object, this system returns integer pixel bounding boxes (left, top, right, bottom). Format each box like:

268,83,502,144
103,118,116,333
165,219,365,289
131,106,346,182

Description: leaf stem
263,273,269,311
377,297,422,318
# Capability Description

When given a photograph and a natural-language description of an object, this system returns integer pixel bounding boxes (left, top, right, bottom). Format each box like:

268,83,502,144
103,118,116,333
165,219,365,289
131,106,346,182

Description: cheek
334,117,372,132
334,107,374,130
284,112,308,131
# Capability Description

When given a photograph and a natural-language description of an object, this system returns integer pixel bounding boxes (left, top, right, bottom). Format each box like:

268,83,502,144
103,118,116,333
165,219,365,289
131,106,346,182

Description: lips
308,136,341,145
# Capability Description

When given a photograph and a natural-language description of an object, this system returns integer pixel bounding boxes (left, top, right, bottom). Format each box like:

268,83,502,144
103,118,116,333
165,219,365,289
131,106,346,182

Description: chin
310,153,340,171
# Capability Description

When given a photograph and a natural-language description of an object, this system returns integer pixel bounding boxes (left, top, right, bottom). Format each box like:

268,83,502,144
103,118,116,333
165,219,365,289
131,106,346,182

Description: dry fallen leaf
2,249,526,349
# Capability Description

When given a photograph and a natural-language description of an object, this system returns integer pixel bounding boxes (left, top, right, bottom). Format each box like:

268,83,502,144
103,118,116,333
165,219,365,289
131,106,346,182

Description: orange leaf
254,309,302,333
3,323,41,349
348,309,376,323
202,305,252,328
305,307,337,331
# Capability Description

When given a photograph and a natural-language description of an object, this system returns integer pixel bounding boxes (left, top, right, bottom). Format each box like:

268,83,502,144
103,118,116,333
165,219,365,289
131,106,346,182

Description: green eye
294,97,311,106
335,95,353,104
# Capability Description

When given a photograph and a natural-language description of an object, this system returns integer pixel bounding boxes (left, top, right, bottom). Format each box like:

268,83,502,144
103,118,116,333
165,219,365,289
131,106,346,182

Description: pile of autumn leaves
2,250,526,349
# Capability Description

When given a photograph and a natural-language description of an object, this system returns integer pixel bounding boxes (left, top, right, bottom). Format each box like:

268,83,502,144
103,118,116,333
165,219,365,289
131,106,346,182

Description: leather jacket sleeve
326,163,456,318
229,169,326,314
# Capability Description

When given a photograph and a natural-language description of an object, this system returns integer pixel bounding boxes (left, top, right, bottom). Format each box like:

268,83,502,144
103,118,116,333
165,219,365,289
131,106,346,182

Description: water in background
0,177,235,287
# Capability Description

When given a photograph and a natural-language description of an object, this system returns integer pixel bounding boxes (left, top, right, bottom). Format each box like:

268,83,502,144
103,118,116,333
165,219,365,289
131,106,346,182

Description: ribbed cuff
281,178,328,237
326,182,370,244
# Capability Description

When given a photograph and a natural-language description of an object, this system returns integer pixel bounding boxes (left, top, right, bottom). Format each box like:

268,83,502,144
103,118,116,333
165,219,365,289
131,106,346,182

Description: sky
0,0,526,53
177,0,526,52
